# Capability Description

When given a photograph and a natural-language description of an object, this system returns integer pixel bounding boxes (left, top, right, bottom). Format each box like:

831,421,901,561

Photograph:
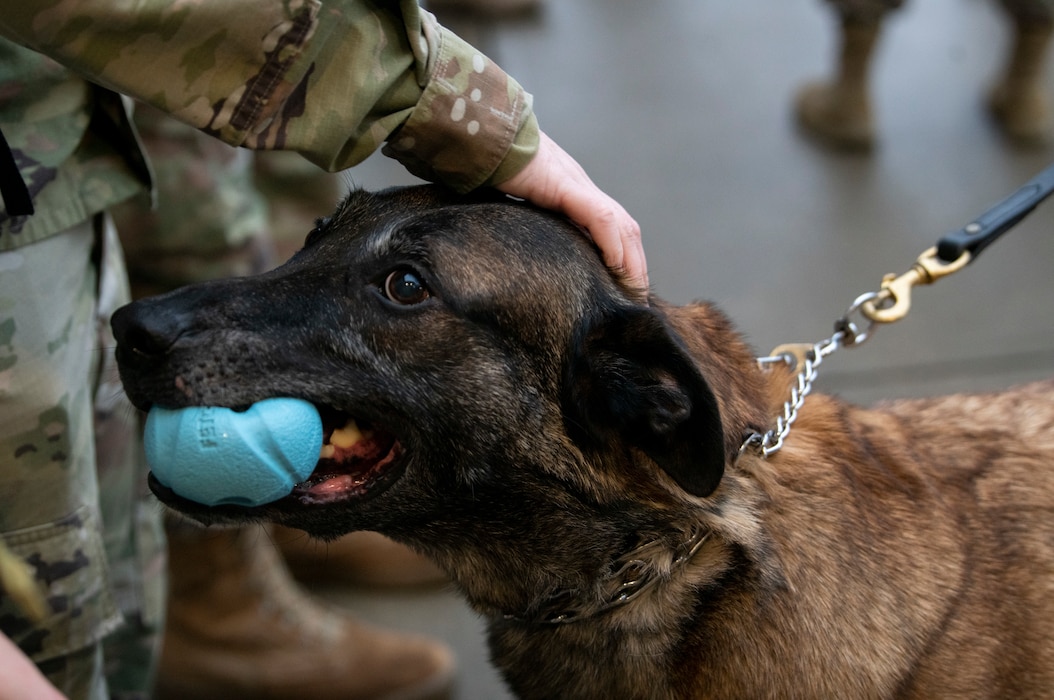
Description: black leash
937,161,1054,263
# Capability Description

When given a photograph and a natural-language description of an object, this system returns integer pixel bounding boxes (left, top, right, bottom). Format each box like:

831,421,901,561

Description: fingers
0,632,66,700
562,188,648,291
495,132,649,292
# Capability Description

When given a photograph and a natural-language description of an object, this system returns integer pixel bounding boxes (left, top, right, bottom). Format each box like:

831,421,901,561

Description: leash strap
743,161,1054,460
937,161,1054,263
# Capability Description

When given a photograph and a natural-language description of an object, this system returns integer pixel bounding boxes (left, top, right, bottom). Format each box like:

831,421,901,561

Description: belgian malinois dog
112,185,1054,699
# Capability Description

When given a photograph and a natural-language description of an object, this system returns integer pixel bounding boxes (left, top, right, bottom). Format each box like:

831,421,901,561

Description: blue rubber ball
144,398,323,507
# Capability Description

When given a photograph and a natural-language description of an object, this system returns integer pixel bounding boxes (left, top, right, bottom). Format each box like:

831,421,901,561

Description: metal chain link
740,291,883,459
742,337,836,457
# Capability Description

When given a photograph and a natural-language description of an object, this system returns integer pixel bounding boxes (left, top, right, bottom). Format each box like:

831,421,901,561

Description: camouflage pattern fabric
0,41,148,251
252,150,347,251
111,104,277,296
380,10,540,190
0,214,162,700
0,0,538,255
94,213,166,700
111,105,347,294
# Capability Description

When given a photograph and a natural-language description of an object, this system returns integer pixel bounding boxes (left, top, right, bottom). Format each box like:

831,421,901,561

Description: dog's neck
499,523,712,625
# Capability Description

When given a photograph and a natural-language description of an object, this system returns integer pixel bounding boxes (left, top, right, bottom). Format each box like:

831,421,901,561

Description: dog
111,185,1054,699
797,1,1054,149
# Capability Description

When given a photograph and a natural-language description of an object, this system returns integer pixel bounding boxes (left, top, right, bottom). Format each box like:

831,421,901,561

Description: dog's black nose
111,301,186,359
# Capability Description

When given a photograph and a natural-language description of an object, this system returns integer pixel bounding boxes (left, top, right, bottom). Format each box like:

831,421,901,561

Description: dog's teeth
319,444,336,460
329,418,363,449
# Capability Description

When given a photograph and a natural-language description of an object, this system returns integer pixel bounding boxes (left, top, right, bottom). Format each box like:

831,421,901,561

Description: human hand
496,131,648,291
0,632,66,700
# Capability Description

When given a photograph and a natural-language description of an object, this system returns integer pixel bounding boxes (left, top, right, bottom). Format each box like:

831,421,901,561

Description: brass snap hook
860,246,972,324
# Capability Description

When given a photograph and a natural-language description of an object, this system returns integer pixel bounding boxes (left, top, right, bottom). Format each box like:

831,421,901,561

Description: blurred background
292,0,1054,696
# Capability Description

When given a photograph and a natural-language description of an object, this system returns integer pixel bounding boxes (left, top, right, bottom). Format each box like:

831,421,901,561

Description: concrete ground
305,0,1054,697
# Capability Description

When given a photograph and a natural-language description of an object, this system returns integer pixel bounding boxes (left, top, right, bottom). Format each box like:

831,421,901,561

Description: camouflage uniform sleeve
380,5,540,191
0,0,539,193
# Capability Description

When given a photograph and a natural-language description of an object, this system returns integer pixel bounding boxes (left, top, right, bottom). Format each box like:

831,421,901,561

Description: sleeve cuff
381,24,539,193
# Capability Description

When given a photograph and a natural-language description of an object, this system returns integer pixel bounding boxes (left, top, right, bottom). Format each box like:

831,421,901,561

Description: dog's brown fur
112,186,1054,699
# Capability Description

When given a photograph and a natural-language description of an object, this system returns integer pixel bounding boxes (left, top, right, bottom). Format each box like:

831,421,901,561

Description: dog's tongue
298,417,400,502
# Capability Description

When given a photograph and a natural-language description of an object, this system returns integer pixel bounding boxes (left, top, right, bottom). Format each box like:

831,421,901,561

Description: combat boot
156,521,455,700
794,20,881,151
987,19,1054,145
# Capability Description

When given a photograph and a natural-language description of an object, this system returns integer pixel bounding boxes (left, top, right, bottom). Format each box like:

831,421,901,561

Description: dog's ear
563,307,725,497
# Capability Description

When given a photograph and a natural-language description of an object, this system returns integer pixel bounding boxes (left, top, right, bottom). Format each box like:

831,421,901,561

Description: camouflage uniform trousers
0,214,166,700
112,103,344,295
825,0,1053,22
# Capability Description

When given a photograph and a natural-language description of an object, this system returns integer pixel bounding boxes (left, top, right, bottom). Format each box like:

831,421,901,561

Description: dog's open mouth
292,408,404,505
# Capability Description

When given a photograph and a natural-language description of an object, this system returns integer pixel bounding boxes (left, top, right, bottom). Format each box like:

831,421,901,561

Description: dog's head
112,185,769,614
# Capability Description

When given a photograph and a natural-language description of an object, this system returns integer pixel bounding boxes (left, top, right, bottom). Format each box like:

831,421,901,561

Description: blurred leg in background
795,0,1053,150
794,0,902,151
987,0,1054,145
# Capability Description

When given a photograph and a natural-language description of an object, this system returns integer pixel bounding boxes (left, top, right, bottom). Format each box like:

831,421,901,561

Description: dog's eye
304,217,331,246
383,268,430,305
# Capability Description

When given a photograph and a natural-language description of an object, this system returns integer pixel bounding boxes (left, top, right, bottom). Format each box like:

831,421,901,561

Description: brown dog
111,185,1054,699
